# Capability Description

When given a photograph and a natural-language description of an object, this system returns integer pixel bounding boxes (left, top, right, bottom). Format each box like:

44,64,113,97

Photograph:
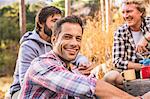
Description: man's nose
70,38,79,45
123,12,129,18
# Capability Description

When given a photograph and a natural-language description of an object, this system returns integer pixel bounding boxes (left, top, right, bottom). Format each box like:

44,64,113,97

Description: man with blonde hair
104,0,150,92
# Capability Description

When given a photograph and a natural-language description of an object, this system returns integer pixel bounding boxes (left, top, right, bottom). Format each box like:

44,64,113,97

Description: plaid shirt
19,51,97,99
113,17,150,70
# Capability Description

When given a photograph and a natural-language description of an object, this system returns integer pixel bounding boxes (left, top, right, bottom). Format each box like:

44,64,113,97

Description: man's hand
136,36,148,53
145,33,150,41
78,62,94,76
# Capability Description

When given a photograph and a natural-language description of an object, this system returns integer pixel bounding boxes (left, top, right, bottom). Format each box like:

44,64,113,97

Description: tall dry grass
80,12,123,78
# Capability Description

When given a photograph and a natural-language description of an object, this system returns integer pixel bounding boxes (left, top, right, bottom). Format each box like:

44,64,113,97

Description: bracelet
144,34,150,42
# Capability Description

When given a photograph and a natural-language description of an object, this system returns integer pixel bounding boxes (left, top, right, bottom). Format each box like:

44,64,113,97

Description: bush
80,12,123,78
0,40,19,76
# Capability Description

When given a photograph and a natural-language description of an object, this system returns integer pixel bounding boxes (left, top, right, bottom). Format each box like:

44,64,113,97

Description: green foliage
28,1,48,12
0,0,101,76
26,22,35,31
26,4,36,31
0,2,37,75
50,0,100,17
0,3,20,75
0,6,12,16
50,0,65,14
0,16,20,41
0,2,20,41
0,40,18,76
0,3,38,41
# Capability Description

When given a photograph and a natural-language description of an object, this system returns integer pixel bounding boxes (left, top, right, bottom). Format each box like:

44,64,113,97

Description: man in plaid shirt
104,0,150,88
18,15,137,99
6,6,93,99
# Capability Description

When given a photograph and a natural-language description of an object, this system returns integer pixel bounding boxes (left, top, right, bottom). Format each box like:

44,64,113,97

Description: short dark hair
35,6,62,33
53,15,84,37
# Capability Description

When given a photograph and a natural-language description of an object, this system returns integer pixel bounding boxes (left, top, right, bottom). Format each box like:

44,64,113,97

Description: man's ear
51,35,56,45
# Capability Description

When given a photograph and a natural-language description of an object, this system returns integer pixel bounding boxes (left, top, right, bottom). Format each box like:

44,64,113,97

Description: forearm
95,80,136,99
127,61,141,70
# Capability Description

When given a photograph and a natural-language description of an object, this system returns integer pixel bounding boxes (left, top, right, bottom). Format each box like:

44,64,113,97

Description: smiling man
103,0,150,90
6,6,92,99
52,20,82,62
18,15,138,99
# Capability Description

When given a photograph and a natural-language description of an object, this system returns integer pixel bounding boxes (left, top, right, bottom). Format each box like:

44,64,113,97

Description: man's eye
64,35,72,39
76,37,81,42
51,20,56,22
126,11,130,13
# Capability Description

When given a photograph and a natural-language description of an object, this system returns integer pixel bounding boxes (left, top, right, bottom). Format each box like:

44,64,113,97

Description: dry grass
0,76,13,99
81,12,123,79
0,11,124,98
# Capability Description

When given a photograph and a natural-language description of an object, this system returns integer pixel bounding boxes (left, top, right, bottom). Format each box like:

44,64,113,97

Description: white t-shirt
131,31,143,45
132,31,150,50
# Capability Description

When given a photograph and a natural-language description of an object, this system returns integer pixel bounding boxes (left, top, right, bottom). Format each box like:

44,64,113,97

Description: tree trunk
19,0,26,36
100,0,105,32
105,0,111,32
65,0,71,16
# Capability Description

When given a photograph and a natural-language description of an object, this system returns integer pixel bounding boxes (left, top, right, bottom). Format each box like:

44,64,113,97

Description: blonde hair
122,0,146,17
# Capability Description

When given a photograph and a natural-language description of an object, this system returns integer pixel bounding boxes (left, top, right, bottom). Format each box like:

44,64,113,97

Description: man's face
122,4,143,30
43,14,62,42
52,23,82,61
46,14,62,30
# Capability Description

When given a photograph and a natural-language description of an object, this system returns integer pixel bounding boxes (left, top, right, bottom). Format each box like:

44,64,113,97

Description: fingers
79,62,92,67
79,70,91,76
79,65,94,71
136,36,148,53
78,65,94,72
136,46,148,53
78,62,95,76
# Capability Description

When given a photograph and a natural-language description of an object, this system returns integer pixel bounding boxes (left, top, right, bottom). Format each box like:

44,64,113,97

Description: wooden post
65,0,71,16
109,0,112,25
105,0,109,32
100,0,105,32
19,0,26,36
